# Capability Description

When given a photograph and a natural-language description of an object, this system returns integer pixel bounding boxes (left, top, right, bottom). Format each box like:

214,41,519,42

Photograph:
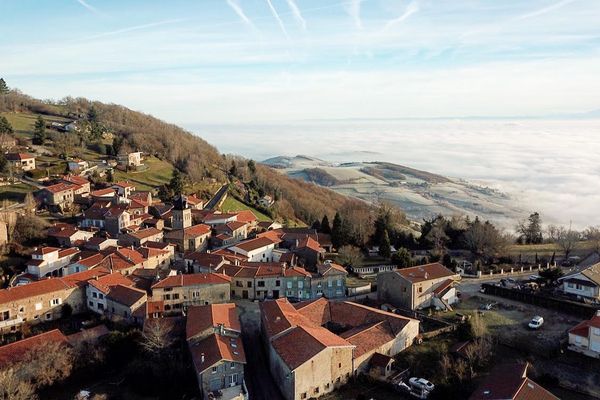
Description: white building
559,263,600,301
568,311,600,358
26,247,80,278
228,237,277,262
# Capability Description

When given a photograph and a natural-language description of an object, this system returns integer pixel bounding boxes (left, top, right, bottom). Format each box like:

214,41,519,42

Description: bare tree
554,226,580,259
463,219,508,262
20,341,74,388
583,226,600,257
141,319,174,355
0,368,37,400
469,312,488,338
336,245,362,268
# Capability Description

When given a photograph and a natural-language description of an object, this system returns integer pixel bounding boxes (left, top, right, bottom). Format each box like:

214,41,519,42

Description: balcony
0,316,24,329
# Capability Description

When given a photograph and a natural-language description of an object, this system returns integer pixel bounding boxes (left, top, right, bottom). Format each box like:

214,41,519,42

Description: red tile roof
0,329,68,368
6,153,34,161
230,237,276,252
88,272,134,294
396,262,457,283
189,333,246,374
469,363,558,400
44,182,78,194
62,175,89,186
32,246,61,256
91,188,116,197
127,227,162,240
113,181,135,188
152,273,231,289
569,315,600,338
186,303,241,340
235,210,258,224
107,284,146,307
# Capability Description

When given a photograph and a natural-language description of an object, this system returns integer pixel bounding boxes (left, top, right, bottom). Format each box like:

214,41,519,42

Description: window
301,393,307,399
99,293,104,299
98,303,104,310
88,301,94,307
576,284,583,290
314,387,320,394
212,367,217,374
164,294,171,300
338,363,341,368
0,311,9,321
236,281,243,287
173,293,180,300
594,328,600,336
287,281,292,289
575,336,582,344
418,287,423,293
337,279,342,286
328,280,333,287
298,281,304,289
403,287,407,293
92,292,98,298
45,313,52,320
247,281,252,288
230,362,235,369
567,282,575,288
192,291,200,298
275,280,281,287
257,281,265,287
165,304,172,311
325,383,330,389
50,298,61,306
174,304,182,309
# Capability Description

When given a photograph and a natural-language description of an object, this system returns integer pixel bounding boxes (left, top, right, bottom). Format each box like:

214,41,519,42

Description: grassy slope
0,182,36,204
113,156,174,191
220,196,271,221
0,112,71,139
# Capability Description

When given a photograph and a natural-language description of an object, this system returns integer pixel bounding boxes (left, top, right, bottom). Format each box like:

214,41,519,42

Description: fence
481,283,599,318
460,264,552,279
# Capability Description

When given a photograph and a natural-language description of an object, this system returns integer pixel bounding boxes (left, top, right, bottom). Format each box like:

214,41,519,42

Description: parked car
396,381,412,394
529,275,541,281
409,377,435,392
528,316,544,329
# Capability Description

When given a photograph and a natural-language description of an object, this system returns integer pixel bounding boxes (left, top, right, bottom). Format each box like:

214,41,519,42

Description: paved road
238,301,285,400
204,184,228,210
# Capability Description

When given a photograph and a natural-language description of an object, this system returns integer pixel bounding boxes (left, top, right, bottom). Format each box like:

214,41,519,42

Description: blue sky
1,0,600,123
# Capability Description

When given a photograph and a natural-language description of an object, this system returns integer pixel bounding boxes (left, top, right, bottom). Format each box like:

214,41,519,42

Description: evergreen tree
229,160,238,179
33,116,47,145
0,78,8,94
107,168,114,183
0,116,13,135
320,215,331,234
311,220,321,231
391,247,413,268
168,169,184,195
0,153,7,173
379,229,392,258
331,212,345,249
247,159,256,175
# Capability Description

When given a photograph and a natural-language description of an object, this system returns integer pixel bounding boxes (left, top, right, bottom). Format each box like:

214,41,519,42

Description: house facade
378,263,460,310
6,153,35,171
568,311,600,358
151,273,231,315
559,263,600,300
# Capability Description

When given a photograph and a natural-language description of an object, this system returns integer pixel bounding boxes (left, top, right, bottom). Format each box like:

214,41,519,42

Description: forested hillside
0,88,386,227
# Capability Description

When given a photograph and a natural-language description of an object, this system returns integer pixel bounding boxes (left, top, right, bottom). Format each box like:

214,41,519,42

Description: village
0,144,599,400
0,85,600,400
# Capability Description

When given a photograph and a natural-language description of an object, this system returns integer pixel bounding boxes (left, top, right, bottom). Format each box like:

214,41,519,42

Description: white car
409,377,435,392
528,316,544,329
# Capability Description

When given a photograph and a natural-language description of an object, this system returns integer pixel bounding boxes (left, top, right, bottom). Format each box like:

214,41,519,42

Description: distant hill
264,155,525,226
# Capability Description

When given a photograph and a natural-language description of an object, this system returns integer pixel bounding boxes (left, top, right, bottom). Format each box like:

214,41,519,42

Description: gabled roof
235,210,258,224
31,246,61,256
0,329,68,368
126,227,162,240
230,237,276,252
6,153,34,161
88,272,134,294
152,273,231,289
0,278,72,305
44,182,78,194
317,262,347,276
112,181,135,188
569,314,600,338
62,175,89,186
106,284,146,307
395,262,457,283
469,363,558,400
296,237,325,253
189,333,246,374
186,303,241,340
370,352,394,368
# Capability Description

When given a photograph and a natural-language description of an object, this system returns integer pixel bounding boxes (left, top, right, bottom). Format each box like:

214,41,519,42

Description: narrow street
237,301,285,400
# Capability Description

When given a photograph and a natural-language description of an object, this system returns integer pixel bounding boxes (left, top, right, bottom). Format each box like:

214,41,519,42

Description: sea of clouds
188,119,600,229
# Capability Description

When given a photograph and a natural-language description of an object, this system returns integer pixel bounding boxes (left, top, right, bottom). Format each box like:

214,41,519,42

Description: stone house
310,262,347,299
120,227,164,247
187,304,247,400
86,272,135,315
151,273,231,315
41,182,77,209
6,153,35,171
62,175,91,196
118,151,143,168
105,284,147,324
377,263,460,310
47,223,95,247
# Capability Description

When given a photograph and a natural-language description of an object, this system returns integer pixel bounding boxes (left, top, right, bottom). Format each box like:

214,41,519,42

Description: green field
0,182,36,204
113,156,174,191
220,196,271,222
0,112,71,139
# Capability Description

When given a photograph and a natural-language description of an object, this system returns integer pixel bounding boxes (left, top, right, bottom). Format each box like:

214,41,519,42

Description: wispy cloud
515,0,577,21
226,0,257,30
75,0,102,16
80,19,187,41
347,0,363,29
285,0,306,30
382,1,419,32
266,0,289,39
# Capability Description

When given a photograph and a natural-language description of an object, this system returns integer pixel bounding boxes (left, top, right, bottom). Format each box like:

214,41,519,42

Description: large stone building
260,298,419,400
377,262,460,310
151,273,231,315
186,303,247,400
